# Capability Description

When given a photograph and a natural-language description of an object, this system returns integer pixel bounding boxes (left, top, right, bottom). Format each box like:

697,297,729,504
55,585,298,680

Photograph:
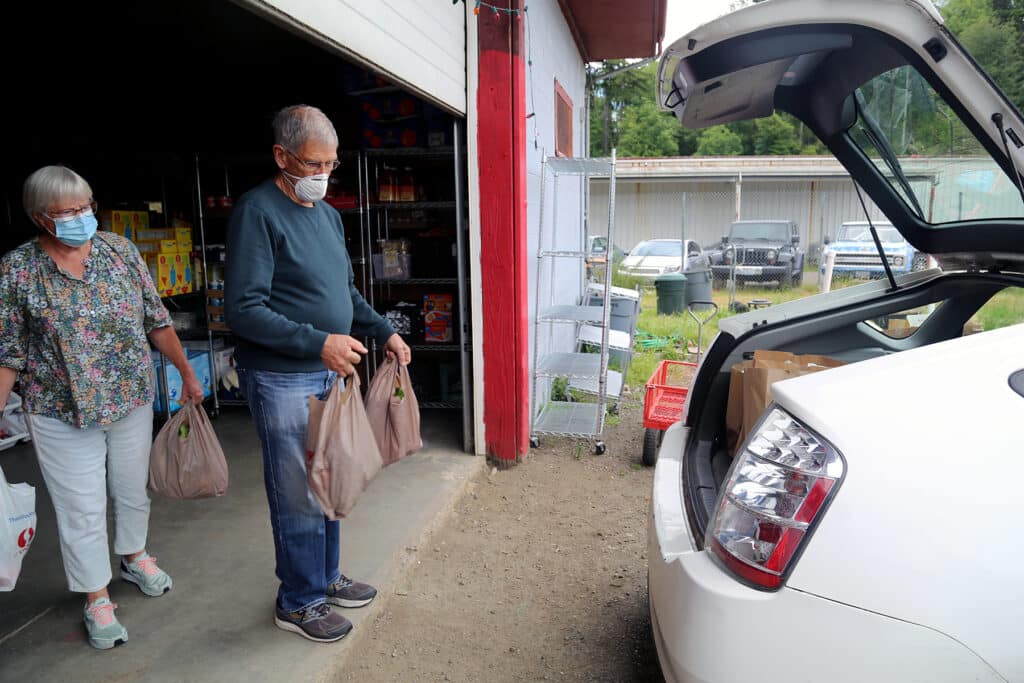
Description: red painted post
477,1,528,468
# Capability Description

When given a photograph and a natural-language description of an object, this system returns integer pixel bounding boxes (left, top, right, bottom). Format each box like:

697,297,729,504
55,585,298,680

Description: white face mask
283,170,329,203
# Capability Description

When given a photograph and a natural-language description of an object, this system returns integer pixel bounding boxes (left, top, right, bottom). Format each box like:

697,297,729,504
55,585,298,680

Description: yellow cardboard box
151,253,192,297
101,210,150,241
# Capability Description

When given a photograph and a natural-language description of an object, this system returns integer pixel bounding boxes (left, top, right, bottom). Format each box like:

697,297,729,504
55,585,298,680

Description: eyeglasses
285,148,340,172
43,200,97,220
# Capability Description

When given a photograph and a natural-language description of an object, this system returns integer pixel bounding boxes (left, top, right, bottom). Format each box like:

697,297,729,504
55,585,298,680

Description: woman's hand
180,371,206,405
384,334,411,366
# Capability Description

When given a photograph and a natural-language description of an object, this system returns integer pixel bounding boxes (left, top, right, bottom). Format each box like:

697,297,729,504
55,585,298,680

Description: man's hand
321,334,368,376
180,371,206,405
384,333,411,366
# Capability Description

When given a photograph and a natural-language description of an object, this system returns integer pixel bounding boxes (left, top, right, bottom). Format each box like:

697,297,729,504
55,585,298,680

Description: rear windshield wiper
855,93,926,220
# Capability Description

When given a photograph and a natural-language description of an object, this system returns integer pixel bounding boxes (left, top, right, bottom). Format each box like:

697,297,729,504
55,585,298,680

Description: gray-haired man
226,104,411,642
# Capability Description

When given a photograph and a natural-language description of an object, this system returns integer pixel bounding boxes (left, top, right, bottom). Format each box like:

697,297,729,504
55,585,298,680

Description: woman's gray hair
23,165,93,220
273,105,338,152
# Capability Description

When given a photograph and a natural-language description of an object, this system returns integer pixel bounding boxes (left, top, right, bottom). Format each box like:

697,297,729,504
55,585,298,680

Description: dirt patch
341,395,664,682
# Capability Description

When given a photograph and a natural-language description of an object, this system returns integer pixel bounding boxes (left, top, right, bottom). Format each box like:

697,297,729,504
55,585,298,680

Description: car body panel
618,239,707,280
649,2,1024,681
771,323,1024,682
648,420,1005,683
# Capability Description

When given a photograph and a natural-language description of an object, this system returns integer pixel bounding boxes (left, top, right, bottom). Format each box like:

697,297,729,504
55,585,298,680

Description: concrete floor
0,407,481,682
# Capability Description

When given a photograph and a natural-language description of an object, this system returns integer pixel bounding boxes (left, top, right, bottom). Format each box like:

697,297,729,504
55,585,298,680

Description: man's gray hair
273,105,338,152
23,165,93,220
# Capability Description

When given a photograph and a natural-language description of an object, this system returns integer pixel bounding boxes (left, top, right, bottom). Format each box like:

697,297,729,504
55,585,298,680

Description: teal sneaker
120,552,173,597
84,598,128,650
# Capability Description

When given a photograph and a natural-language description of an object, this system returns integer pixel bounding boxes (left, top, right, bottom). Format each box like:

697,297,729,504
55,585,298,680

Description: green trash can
655,272,687,315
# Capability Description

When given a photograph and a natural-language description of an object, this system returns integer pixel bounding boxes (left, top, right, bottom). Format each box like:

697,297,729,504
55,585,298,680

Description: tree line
590,0,1024,158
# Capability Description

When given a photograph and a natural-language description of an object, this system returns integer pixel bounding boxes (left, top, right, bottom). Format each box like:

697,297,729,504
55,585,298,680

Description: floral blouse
0,232,171,429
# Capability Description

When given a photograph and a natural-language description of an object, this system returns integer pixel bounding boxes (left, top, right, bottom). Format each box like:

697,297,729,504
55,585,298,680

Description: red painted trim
478,1,528,465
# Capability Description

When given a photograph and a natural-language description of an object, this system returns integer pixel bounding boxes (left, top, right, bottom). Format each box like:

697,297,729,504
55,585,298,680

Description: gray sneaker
120,552,172,597
274,602,352,643
83,598,128,650
326,575,378,608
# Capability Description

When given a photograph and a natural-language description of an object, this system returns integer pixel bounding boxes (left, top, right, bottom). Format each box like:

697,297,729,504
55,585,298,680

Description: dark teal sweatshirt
224,179,394,372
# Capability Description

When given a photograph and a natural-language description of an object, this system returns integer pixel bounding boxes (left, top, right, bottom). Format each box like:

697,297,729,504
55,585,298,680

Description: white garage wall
238,0,466,114
525,1,587,418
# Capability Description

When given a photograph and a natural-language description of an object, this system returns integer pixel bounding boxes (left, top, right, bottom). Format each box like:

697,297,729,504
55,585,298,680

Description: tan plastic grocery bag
727,351,845,454
149,402,229,499
306,374,383,520
365,359,422,466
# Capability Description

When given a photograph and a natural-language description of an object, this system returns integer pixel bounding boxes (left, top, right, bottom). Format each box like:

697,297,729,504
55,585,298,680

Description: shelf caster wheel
529,436,540,449
642,428,662,467
594,441,606,456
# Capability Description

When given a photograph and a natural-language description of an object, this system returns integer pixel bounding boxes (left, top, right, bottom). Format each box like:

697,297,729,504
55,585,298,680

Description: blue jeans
238,368,342,612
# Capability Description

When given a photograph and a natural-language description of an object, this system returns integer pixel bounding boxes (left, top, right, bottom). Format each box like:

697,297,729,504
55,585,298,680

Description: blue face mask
50,211,98,247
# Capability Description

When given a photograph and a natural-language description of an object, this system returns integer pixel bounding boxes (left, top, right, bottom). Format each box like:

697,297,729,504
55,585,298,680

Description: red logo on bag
18,527,34,548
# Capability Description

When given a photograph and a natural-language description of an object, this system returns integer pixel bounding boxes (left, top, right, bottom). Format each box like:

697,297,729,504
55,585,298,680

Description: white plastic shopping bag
0,464,36,591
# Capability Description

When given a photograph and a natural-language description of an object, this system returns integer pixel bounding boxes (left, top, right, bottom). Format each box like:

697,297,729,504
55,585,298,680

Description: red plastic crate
643,360,698,431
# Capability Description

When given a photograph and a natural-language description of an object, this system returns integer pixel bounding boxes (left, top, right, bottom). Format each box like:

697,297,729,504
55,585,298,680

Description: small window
865,303,941,339
966,287,1024,334
554,79,573,158
688,242,702,256
849,65,1024,224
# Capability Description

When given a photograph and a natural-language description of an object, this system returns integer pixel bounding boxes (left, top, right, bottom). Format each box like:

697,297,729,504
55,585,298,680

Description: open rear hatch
655,0,1024,539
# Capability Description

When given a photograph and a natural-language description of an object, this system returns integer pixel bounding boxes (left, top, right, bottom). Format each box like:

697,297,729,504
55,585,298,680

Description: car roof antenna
852,179,898,292
992,113,1024,205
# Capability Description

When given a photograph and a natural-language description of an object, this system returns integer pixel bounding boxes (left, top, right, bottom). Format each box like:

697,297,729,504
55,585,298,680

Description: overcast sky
664,0,737,47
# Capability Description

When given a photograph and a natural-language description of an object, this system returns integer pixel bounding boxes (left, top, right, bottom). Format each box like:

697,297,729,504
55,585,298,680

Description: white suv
649,2,1024,682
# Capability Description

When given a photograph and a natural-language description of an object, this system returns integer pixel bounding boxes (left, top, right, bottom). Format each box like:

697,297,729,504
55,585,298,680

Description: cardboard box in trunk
726,350,846,455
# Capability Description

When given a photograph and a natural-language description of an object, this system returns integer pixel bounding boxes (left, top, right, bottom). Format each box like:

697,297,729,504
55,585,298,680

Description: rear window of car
849,65,1024,225
865,287,1024,339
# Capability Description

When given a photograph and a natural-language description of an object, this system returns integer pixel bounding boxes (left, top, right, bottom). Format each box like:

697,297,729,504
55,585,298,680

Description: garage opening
1,0,473,452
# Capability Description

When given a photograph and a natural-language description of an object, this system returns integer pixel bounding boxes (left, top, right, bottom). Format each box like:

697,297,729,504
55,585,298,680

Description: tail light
707,406,845,590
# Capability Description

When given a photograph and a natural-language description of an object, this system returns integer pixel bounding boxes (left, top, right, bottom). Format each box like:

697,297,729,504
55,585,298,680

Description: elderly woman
0,165,203,650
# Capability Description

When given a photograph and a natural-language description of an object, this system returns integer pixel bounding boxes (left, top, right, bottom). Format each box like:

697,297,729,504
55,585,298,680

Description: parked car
584,234,624,277
710,220,804,287
650,1,1024,682
617,239,707,281
822,221,925,278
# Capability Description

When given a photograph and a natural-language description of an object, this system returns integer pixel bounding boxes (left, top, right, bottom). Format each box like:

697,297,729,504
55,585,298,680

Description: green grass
626,282,821,387
972,287,1024,331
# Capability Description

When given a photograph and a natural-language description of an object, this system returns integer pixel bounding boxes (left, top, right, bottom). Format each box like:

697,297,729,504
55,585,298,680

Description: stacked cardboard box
101,212,195,296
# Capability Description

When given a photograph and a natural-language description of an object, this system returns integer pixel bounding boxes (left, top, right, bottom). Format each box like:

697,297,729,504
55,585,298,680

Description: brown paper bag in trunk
365,358,423,466
306,374,383,520
727,351,846,455
149,402,229,499
725,350,794,452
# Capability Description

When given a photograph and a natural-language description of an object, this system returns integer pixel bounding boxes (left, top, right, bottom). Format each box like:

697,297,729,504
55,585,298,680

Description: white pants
27,405,153,593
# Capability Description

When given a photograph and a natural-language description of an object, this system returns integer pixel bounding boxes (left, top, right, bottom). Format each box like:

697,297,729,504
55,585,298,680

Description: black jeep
710,219,805,287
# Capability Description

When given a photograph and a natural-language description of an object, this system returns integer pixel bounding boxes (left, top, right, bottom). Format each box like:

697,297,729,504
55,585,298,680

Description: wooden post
477,1,528,468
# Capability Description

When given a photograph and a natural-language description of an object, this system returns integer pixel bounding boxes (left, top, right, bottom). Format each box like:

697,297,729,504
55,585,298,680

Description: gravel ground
340,395,665,682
